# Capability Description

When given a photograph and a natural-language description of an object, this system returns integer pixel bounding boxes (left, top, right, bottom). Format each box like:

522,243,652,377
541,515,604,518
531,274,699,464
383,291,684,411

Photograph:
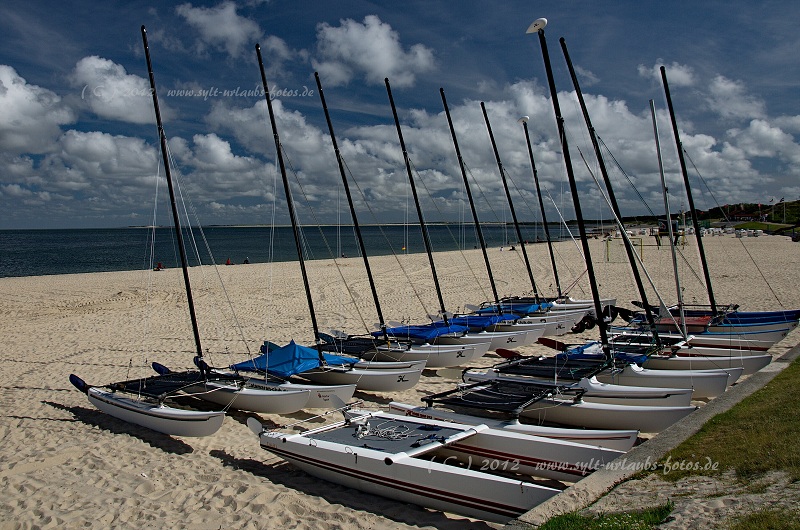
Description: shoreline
0,236,797,528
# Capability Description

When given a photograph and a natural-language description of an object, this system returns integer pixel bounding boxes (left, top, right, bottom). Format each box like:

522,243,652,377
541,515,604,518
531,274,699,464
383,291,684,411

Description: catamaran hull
463,371,694,407
86,387,224,437
187,381,311,414
387,402,639,452
435,330,533,351
611,328,787,350
517,309,587,337
520,398,695,432
353,359,427,370
488,322,546,343
595,364,733,399
642,354,772,375
258,428,559,523
242,379,357,409
362,342,488,368
300,367,423,392
427,427,623,483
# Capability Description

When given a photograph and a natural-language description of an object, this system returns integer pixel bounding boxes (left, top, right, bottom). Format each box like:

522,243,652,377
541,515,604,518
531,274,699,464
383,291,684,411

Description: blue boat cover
230,340,358,378
378,323,470,342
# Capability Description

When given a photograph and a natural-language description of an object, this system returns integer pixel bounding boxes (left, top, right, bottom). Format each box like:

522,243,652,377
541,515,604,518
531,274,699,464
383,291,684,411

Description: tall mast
660,66,717,313
141,26,203,359
440,88,501,306
519,116,563,298
385,78,450,325
529,19,610,357
650,99,688,337
315,73,391,342
481,102,540,302
255,44,325,358
560,37,660,347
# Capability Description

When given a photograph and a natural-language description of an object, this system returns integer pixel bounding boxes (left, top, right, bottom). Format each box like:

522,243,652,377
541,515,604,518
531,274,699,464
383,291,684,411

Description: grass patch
728,506,800,530
655,356,800,483
538,502,673,530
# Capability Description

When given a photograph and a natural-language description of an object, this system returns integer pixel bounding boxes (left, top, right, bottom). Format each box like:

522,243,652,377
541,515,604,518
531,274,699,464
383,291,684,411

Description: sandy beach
0,234,797,529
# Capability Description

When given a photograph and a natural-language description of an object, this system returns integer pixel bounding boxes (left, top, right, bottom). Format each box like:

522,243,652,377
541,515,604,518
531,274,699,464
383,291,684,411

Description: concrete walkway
507,341,800,528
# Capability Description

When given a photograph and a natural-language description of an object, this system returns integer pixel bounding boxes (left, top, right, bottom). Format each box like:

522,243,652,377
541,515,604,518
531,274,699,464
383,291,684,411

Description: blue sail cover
378,323,470,342
230,340,358,378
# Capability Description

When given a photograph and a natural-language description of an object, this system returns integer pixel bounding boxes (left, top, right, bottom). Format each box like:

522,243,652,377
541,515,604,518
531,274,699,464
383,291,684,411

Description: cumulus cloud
706,75,766,120
637,60,695,87
312,15,435,87
0,65,75,155
176,1,262,58
727,120,800,169
69,56,156,124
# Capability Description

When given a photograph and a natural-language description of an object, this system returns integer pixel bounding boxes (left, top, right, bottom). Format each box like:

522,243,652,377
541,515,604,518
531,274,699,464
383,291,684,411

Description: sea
0,224,577,278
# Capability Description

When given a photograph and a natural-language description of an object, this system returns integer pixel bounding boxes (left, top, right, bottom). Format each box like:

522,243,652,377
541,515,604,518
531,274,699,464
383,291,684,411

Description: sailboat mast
255,44,325,355
440,88,501,305
520,117,563,298
481,102,540,301
560,37,660,347
385,78,450,325
315,73,391,342
650,99,688,337
141,26,203,359
660,66,718,313
532,24,610,357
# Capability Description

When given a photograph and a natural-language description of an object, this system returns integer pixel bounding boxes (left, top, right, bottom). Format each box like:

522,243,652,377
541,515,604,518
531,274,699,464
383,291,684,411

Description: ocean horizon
0,223,585,278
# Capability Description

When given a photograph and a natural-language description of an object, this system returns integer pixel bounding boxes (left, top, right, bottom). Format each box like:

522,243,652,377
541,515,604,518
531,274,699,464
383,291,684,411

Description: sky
1,0,799,229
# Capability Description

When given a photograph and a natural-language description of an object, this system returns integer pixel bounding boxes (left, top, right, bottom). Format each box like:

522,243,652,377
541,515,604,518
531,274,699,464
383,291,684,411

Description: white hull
643,354,772,376
435,329,534,351
188,379,311,414
611,329,783,351
489,322,546,343
595,364,734,399
255,413,560,523
463,370,694,407
362,342,488,368
352,359,427,370
299,366,423,392
258,379,357,409
520,397,695,432
87,387,224,437
387,402,639,452
518,309,587,336
552,297,616,315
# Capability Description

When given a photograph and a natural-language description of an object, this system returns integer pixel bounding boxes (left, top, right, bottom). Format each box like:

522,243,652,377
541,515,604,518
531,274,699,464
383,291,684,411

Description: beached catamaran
68,26,232,436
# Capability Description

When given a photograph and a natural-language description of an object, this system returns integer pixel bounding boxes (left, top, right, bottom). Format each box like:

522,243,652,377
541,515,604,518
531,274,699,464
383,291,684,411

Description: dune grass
536,501,673,530
728,506,800,530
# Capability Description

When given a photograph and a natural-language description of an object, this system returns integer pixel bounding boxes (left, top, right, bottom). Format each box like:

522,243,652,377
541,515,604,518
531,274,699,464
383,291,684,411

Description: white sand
0,235,797,528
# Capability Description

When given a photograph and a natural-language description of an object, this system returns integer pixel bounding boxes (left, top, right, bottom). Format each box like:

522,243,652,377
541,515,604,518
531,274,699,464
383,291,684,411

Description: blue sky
1,0,798,229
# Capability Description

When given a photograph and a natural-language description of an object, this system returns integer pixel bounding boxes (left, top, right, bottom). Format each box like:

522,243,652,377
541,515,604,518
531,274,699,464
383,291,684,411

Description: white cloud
312,15,435,87
727,119,800,170
706,75,766,120
176,1,262,58
69,56,156,124
0,65,75,155
637,60,695,87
